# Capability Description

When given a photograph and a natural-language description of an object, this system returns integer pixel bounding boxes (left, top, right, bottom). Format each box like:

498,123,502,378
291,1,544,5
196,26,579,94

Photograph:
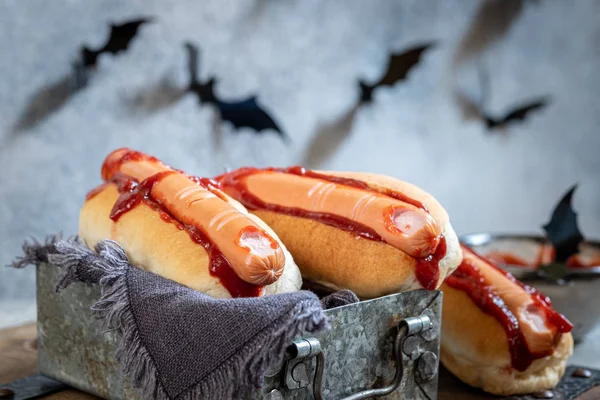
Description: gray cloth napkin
12,236,357,400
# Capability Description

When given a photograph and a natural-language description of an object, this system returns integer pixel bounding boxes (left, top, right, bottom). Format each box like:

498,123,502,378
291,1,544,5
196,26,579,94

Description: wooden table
0,324,96,400
1,323,599,399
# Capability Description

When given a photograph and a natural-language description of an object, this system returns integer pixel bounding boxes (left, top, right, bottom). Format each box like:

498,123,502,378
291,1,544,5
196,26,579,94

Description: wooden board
0,323,37,385
0,322,597,399
0,323,96,399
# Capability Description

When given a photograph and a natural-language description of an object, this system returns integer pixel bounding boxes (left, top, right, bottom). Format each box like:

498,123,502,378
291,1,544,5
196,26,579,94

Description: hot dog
79,148,302,298
440,245,573,395
216,166,462,298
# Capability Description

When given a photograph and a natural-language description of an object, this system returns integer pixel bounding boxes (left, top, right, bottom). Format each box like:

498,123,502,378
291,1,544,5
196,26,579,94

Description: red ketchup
565,254,600,268
485,245,599,269
485,251,530,267
445,246,573,371
217,166,445,290
415,237,447,290
88,154,263,298
100,148,163,182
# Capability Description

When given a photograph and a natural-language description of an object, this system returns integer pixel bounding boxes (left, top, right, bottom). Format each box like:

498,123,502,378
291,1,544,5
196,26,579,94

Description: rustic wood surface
0,322,596,399
0,323,97,399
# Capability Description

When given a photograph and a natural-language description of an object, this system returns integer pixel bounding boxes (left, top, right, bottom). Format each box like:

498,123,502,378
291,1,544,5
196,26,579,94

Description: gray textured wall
1,0,599,327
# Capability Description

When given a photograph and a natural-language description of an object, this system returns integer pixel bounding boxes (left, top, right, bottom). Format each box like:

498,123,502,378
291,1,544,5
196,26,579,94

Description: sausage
101,148,286,286
440,244,573,395
222,170,442,258
215,167,462,296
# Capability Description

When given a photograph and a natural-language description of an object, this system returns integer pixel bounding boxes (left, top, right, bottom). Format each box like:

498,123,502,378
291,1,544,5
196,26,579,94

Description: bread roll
79,149,302,298
216,167,462,298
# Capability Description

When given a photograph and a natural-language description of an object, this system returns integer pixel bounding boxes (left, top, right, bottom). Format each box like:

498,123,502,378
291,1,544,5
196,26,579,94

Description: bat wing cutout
81,17,154,68
217,97,286,139
359,42,436,104
542,184,584,262
184,41,287,141
485,97,550,130
10,17,153,135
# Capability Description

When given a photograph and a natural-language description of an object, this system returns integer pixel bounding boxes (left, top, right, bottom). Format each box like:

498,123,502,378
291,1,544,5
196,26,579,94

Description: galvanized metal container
36,264,442,399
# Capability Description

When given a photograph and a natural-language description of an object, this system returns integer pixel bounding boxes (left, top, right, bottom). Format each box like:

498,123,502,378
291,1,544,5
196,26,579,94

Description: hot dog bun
217,167,462,298
440,245,573,395
79,149,302,298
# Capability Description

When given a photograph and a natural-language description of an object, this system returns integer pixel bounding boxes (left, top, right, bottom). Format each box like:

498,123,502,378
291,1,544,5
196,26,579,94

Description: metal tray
36,264,442,400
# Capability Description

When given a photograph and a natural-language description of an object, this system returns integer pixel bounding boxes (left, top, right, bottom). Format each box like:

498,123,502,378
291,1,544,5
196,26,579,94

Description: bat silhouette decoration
456,91,550,131
11,17,153,134
300,42,436,168
482,98,550,130
542,184,584,262
358,43,436,104
72,17,153,89
455,66,551,132
80,17,153,69
184,42,287,142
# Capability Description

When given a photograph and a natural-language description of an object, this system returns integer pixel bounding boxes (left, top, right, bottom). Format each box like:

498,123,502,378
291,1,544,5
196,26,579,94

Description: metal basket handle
273,314,433,400
313,314,432,400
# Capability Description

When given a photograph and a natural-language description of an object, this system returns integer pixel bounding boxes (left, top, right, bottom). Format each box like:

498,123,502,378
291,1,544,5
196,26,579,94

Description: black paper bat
358,43,436,104
482,98,549,130
184,42,286,141
11,17,153,134
299,42,436,168
456,90,550,131
542,184,584,262
80,18,153,69
455,63,551,132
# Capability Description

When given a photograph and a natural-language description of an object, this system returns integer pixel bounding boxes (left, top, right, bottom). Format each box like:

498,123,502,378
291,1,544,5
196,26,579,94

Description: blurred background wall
1,0,599,327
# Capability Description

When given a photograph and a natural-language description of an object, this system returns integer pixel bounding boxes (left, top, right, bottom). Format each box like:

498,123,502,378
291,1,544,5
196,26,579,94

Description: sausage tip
237,227,286,285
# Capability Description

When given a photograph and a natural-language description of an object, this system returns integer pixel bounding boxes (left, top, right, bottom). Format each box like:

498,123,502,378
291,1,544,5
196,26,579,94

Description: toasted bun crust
249,171,461,298
79,184,302,298
440,282,573,395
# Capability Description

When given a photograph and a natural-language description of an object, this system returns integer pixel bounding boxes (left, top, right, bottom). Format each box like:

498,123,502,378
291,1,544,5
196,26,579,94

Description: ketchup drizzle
218,166,428,212
445,246,573,371
415,237,447,290
485,251,530,267
101,148,163,182
217,166,445,290
96,149,262,298
109,171,177,221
